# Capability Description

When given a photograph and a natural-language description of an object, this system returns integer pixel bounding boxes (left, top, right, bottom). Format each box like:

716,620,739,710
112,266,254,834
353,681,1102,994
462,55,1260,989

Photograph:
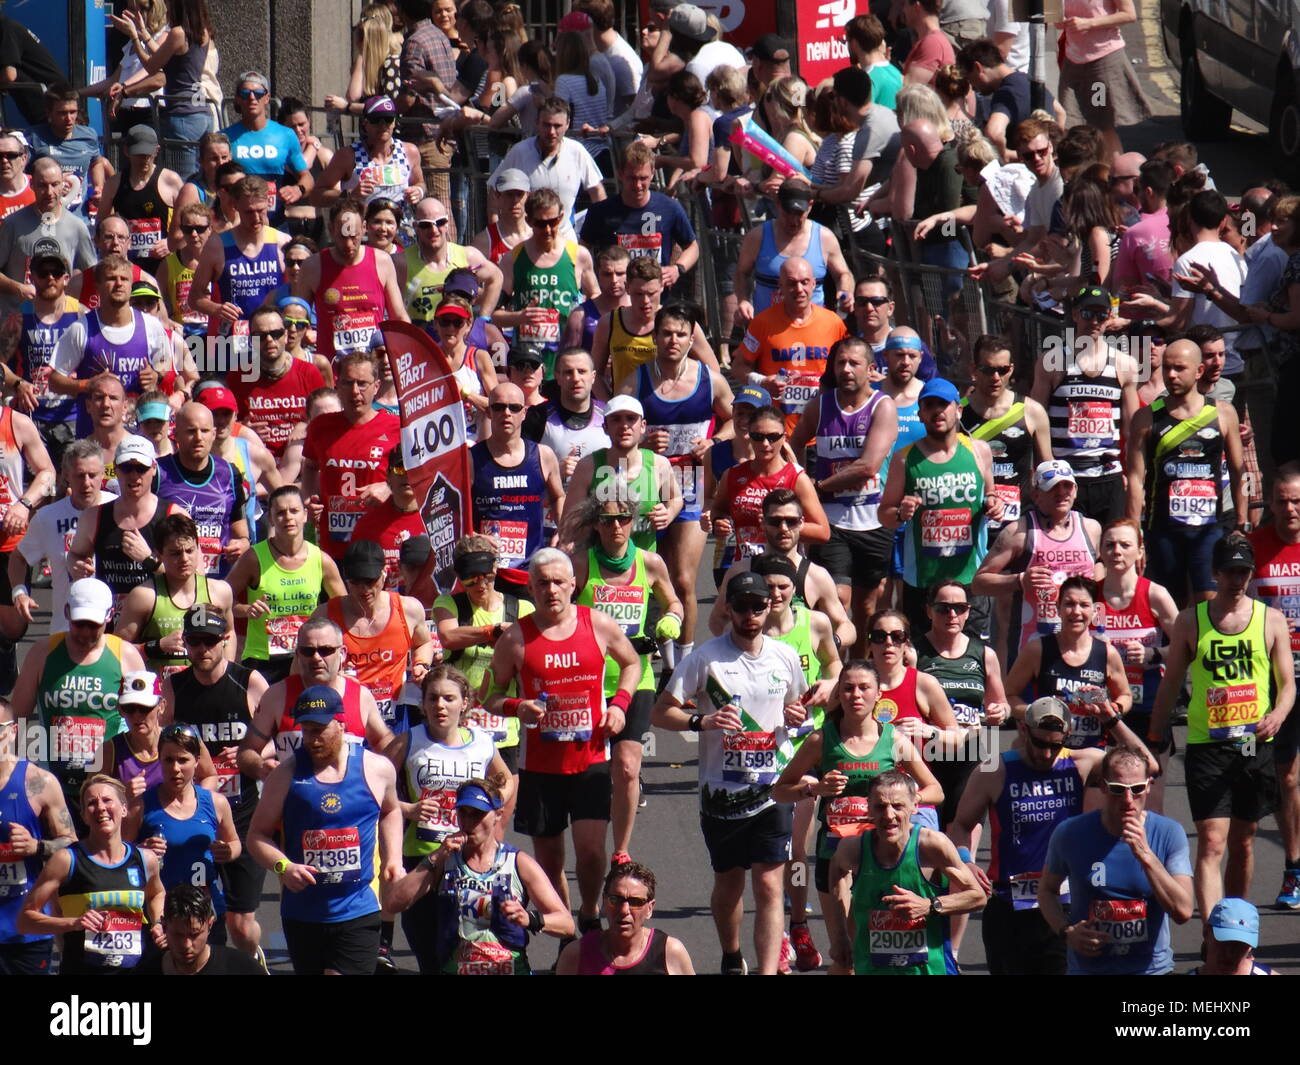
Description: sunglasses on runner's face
1103,780,1149,796
416,217,450,229
237,88,269,100
0,151,23,162
931,602,969,615
764,515,800,528
1026,731,1063,750
297,645,339,657
284,318,309,328
731,598,768,615
606,893,650,909
749,431,783,444
180,224,209,235
859,295,890,306
869,629,907,645
490,402,524,413
977,364,1012,376
252,328,286,340
598,513,634,525
184,632,222,647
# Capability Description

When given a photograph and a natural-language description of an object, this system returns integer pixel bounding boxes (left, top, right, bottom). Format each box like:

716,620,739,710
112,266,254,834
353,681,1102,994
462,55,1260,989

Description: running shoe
610,851,633,869
374,944,397,974
638,773,648,808
1277,870,1300,909
721,954,748,975
253,944,270,975
578,913,602,935
778,932,794,974
789,923,821,972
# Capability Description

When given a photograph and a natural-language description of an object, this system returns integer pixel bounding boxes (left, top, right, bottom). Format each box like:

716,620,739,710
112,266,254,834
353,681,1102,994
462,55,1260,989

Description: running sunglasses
764,516,801,528
1026,732,1063,751
490,402,525,414
297,645,339,657
0,151,23,162
1077,307,1108,321
869,630,908,645
931,602,969,615
180,224,209,235
529,216,562,229
598,513,634,525
749,431,784,444
859,295,891,306
284,317,310,328
435,315,468,328
976,364,1013,376
606,892,650,909
416,217,450,229
160,724,200,743
1102,780,1149,796
252,328,286,340
237,88,269,99
183,632,222,648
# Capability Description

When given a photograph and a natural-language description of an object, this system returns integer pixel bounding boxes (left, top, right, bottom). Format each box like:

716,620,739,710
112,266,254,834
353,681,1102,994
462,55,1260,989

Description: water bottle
727,694,743,734
525,690,546,730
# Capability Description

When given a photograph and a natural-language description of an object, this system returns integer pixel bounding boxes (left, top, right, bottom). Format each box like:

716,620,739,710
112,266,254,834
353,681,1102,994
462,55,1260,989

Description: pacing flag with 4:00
381,321,472,603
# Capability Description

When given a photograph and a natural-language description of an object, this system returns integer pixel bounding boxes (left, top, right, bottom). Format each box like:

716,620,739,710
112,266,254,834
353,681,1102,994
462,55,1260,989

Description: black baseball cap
399,534,432,569
343,539,386,581
727,570,771,605
508,348,544,369
751,34,792,63
1071,285,1112,311
1213,535,1254,572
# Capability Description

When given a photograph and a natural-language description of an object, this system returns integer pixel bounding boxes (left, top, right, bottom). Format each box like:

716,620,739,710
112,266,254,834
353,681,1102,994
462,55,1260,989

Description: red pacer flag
381,321,473,604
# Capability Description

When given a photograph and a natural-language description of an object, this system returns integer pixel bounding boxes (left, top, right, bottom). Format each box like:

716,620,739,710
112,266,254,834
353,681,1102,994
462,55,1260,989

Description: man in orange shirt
734,257,849,436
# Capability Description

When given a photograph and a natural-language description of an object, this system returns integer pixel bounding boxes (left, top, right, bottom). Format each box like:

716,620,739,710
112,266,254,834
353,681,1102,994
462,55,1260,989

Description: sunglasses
252,328,286,340
1021,145,1051,158
1026,731,1063,750
749,431,784,444
160,724,200,743
977,364,1013,376
435,316,467,328
1103,780,1149,796
365,114,396,124
117,462,151,475
529,216,562,229
931,602,969,615
297,645,339,657
606,893,650,909
731,599,769,615
284,317,309,328
32,266,66,279
598,513,634,525
490,402,525,413
460,572,494,586
184,632,222,647
869,630,908,645
859,295,891,306
122,704,155,715
416,217,450,229
180,224,209,235
286,258,309,268
237,88,269,99
0,151,23,162
1077,308,1108,321
764,515,800,528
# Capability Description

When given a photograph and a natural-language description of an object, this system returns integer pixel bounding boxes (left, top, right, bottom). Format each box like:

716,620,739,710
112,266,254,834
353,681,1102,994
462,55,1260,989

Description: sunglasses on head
297,645,339,658
749,431,783,444
1103,779,1149,796
977,363,1012,376
490,402,524,413
237,88,269,99
869,629,907,645
931,601,969,615
160,723,200,743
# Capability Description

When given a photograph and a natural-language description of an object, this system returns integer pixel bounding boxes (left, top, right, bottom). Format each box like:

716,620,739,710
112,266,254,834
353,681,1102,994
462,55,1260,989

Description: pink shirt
1062,0,1125,64
903,31,956,82
1112,208,1172,294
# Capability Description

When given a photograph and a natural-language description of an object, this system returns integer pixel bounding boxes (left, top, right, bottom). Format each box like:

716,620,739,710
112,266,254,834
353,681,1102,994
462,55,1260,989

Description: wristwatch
274,858,291,876
930,896,945,916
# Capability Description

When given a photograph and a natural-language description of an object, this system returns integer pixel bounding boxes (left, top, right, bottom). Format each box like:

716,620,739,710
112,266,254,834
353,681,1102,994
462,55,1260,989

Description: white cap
115,433,157,468
119,669,163,709
67,578,113,624
1033,459,1076,492
604,395,645,418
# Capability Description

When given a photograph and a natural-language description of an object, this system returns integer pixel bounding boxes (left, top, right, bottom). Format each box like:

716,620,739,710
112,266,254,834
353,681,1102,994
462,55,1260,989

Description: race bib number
212,749,241,800
721,730,778,785
127,217,162,255
481,520,528,568
781,375,821,411
455,939,515,975
919,508,972,557
266,180,279,213
265,614,306,656
361,162,403,188
1168,479,1217,526
85,911,143,968
1206,682,1261,740
1064,697,1105,748
993,483,1021,523
1067,401,1114,447
867,909,928,967
1089,898,1149,948
616,232,663,258
825,795,872,838
333,311,378,355
194,520,224,574
950,702,983,726
465,705,509,743
518,308,560,345
301,826,363,883
736,523,767,557
51,716,107,770
416,787,459,842
592,583,645,636
327,495,368,542
0,842,28,898
539,691,594,742
32,364,53,402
